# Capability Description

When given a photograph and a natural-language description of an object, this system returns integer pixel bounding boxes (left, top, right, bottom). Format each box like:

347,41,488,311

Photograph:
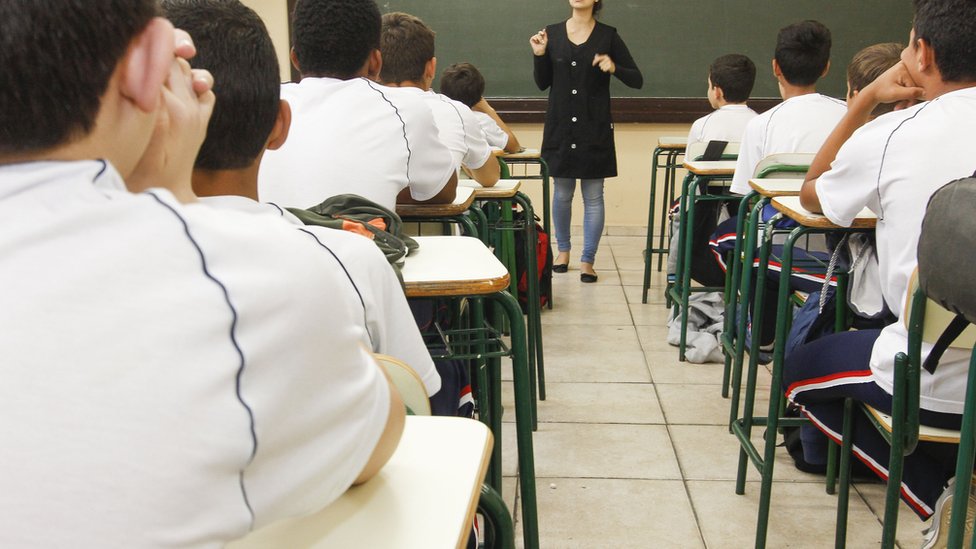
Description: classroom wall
239,0,688,229
510,123,691,230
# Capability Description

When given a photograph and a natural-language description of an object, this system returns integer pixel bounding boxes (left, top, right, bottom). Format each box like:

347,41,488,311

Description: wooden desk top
459,178,522,198
401,236,511,298
396,186,475,218
498,148,541,160
227,416,492,549
748,178,805,198
657,136,688,150
683,160,737,175
771,196,877,229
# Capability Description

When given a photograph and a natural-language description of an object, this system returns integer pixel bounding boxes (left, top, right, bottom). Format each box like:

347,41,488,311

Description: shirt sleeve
609,30,643,89
458,103,493,169
478,114,510,150
396,93,457,202
729,115,764,195
816,122,886,227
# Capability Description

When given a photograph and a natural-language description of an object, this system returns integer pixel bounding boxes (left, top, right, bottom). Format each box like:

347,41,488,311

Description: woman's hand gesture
530,29,548,56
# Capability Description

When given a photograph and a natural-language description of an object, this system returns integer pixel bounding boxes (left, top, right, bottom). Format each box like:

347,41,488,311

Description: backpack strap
923,314,970,374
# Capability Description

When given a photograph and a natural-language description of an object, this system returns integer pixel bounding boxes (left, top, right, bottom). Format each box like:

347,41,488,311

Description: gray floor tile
501,381,665,425
530,422,681,479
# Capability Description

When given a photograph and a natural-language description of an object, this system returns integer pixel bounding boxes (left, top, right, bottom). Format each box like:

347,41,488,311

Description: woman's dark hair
774,20,832,87
913,0,976,83
593,0,604,16
0,0,158,155
292,0,381,79
163,0,281,171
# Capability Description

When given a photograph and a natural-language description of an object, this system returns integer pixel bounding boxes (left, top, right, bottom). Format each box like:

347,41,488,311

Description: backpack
513,211,553,314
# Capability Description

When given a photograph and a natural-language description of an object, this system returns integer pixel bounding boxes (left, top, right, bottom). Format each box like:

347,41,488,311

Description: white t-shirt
0,161,390,547
687,104,757,151
730,93,847,194
816,87,976,414
473,110,511,150
258,77,456,211
403,89,492,171
199,194,441,396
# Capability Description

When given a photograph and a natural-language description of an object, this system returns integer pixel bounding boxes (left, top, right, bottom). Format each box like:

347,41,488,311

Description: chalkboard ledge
493,97,781,124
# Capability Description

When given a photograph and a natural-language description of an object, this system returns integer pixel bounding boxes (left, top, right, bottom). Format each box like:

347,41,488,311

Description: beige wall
509,123,691,228
240,0,291,82
241,1,688,228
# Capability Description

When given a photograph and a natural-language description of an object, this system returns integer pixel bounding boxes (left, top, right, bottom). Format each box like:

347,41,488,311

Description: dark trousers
783,329,962,519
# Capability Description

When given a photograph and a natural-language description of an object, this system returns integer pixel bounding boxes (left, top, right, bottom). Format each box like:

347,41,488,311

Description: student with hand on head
258,0,457,210
687,54,758,150
728,19,847,196
161,0,441,398
0,1,402,546
440,62,522,154
379,13,499,187
846,42,904,115
785,0,976,542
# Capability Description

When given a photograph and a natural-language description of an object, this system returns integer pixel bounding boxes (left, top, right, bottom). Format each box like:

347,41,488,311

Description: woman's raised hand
593,54,615,74
530,29,548,56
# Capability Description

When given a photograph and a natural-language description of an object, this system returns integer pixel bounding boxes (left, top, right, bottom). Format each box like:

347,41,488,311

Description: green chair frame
642,141,686,302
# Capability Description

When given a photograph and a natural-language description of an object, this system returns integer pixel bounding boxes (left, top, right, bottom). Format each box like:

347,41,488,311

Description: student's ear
771,59,783,79
290,47,302,74
425,57,437,86
820,60,830,78
916,38,936,74
120,17,176,113
266,100,292,151
366,49,383,81
713,85,725,103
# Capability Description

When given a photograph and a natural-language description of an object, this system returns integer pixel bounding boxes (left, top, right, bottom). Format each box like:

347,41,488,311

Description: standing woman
530,0,643,282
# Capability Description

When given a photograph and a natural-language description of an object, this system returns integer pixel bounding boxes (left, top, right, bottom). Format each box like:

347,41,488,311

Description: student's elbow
423,171,458,204
504,135,522,154
799,179,823,214
472,158,500,187
352,377,406,486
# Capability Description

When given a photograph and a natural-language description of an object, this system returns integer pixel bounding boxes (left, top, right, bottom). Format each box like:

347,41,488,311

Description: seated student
687,53,758,150
728,20,847,196
0,2,403,546
785,0,976,542
258,0,457,210
678,53,757,288
440,62,522,154
847,42,904,113
379,13,498,187
161,0,441,398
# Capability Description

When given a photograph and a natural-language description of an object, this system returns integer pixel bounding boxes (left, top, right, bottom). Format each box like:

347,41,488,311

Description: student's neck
385,80,428,91
192,166,260,202
779,82,818,100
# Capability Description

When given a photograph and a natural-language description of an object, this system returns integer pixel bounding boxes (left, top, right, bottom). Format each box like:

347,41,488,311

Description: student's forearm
469,157,500,187
799,96,874,212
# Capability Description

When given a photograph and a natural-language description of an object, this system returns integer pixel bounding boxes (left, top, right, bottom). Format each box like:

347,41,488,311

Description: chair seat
864,404,961,444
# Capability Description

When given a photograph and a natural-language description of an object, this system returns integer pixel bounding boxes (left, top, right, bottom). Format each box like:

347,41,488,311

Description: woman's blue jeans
552,177,605,265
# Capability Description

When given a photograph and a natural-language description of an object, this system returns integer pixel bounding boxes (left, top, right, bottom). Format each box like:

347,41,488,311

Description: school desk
666,159,738,361
642,136,687,302
396,185,481,239
730,195,876,549
226,416,491,549
400,235,539,549
497,149,551,237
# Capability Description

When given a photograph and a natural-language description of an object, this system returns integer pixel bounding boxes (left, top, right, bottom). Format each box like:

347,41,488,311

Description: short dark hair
292,0,381,79
913,0,976,83
0,0,158,155
162,0,280,170
379,12,435,85
708,54,756,103
440,63,485,108
774,20,832,87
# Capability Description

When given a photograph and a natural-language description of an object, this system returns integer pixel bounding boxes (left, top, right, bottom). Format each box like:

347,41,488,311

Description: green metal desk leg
721,192,757,399
515,192,546,404
642,146,664,303
479,483,515,549
835,398,855,549
471,297,502,493
489,290,539,549
728,198,765,426
677,175,703,362
665,173,694,360
469,203,491,246
947,349,976,548
657,150,682,272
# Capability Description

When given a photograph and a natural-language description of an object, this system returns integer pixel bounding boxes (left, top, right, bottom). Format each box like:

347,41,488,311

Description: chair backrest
686,140,740,161
373,354,432,416
904,270,976,349
752,153,815,179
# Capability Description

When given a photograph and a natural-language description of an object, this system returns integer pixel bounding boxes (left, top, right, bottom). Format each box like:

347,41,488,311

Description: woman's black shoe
552,263,568,273
580,272,598,283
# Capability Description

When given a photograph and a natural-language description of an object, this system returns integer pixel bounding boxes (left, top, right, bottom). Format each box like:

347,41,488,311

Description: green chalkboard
378,0,912,100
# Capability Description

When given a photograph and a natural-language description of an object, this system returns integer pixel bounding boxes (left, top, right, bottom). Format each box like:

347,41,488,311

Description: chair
833,273,976,548
374,353,516,549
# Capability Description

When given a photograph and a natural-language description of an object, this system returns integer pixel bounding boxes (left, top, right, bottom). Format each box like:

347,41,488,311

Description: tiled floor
496,229,930,548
